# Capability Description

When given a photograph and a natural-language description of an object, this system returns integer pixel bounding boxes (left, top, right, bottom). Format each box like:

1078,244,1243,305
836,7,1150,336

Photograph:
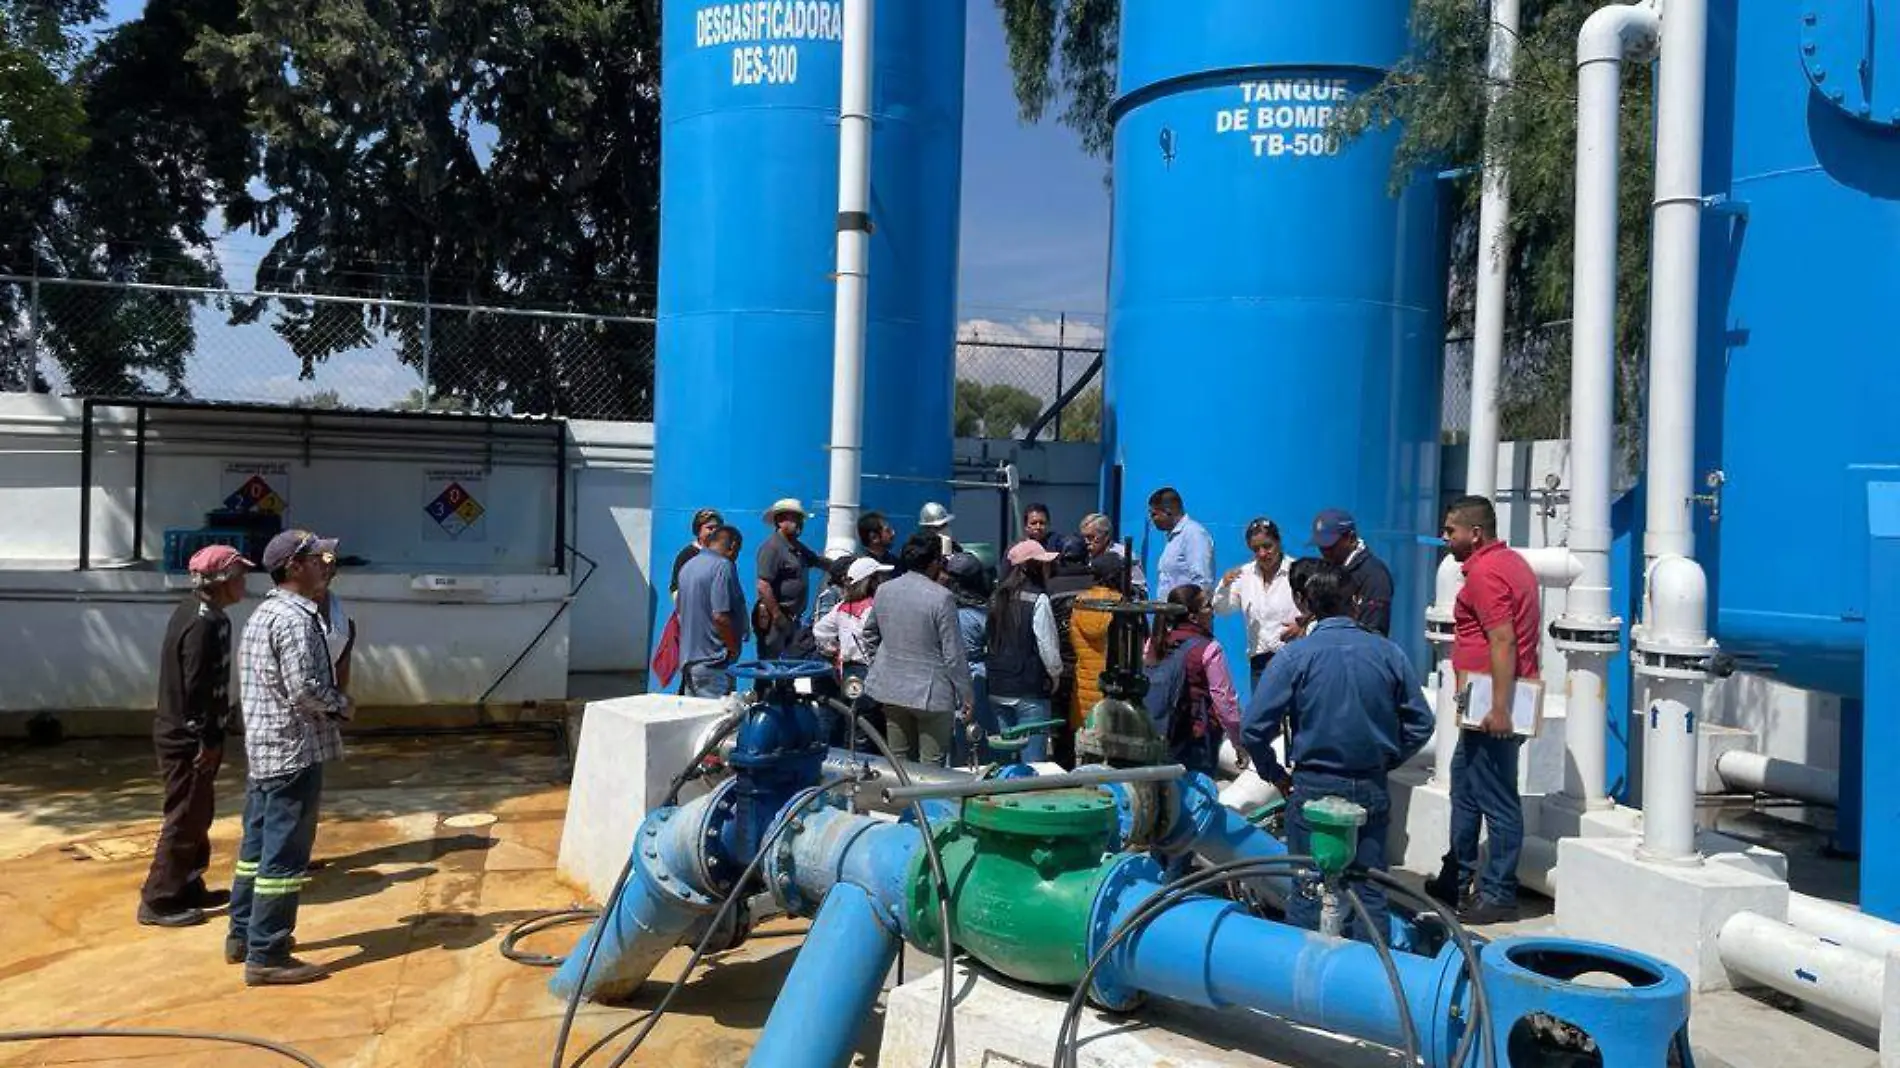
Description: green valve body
1301,795,1368,879
906,787,1118,987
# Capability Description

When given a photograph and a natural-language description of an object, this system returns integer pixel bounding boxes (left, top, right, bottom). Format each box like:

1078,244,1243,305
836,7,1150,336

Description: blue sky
94,0,1111,320
72,1,1109,405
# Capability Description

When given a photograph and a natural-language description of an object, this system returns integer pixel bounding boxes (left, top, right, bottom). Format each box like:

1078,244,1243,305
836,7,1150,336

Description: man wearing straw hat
138,544,253,929
754,497,827,660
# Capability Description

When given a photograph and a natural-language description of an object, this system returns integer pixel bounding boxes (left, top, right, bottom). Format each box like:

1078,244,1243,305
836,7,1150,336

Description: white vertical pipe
823,0,875,558
1463,0,1520,501
1642,0,1710,564
1556,1,1658,811
1638,555,1708,862
1426,555,1463,788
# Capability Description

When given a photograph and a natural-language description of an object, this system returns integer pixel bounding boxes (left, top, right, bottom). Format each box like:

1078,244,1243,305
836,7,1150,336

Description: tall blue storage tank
652,0,965,644
1104,0,1444,668
1697,0,1900,698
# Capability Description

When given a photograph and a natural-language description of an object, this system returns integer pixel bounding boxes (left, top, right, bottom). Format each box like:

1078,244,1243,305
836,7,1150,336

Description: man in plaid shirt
226,528,353,985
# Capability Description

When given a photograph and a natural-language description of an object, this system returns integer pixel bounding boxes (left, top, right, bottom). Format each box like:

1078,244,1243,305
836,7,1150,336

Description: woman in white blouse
1212,517,1301,687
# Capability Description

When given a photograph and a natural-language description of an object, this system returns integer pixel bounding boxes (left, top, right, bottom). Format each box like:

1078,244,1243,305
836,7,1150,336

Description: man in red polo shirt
1429,495,1540,925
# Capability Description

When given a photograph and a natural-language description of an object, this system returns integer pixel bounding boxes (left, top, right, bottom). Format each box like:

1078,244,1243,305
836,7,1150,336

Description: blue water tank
1104,0,1444,668
1698,0,1900,696
651,0,965,639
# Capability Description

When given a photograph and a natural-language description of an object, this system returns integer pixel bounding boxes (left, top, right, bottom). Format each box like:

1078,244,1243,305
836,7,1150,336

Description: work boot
1459,899,1521,927
227,935,295,964
244,956,329,986
137,903,206,928
1423,857,1469,910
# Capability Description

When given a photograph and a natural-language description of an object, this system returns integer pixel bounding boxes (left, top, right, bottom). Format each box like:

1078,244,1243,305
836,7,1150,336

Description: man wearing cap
1148,487,1215,602
677,524,748,698
226,529,352,986
138,544,253,928
1310,508,1396,637
755,499,826,660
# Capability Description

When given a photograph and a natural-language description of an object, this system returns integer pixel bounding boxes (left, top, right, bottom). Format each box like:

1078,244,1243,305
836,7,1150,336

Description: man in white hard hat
755,498,826,659
918,501,961,557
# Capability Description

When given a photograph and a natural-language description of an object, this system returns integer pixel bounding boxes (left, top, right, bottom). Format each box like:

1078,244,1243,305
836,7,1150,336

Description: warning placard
220,462,291,516
422,469,488,542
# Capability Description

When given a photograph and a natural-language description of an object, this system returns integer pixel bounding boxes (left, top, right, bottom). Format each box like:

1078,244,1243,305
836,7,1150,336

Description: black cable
1052,856,1318,1068
1343,884,1421,1067
846,706,958,1068
502,909,598,967
0,1029,324,1067
1362,868,1494,1068
479,543,597,704
662,714,742,808
598,775,856,1068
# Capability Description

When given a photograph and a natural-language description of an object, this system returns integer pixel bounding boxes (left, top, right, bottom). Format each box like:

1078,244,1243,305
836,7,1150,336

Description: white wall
0,396,657,712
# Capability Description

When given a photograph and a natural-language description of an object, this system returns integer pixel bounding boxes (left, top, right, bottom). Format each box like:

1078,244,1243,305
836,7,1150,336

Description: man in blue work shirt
1241,561,1434,942
1148,487,1214,601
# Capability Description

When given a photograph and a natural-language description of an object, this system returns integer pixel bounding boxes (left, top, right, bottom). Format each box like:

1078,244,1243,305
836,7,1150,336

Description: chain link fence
2,276,655,419
2,275,1111,438
1440,322,1575,444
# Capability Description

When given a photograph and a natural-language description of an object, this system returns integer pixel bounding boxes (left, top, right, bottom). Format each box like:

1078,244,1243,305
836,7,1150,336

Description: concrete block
1883,950,1899,1068
1522,698,1568,795
1536,796,1643,842
1703,831,1789,883
1555,835,1788,990
554,693,729,903
1699,724,1758,794
882,957,1397,1068
1387,766,1451,875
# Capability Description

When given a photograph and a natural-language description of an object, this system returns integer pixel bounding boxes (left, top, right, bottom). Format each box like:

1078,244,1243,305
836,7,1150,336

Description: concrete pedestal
1555,835,1788,991
554,693,729,902
881,958,1399,1068
1884,950,1899,1067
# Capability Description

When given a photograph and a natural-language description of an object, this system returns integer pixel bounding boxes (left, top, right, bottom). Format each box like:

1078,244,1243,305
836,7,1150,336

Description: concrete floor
0,733,1881,1068
0,732,861,1068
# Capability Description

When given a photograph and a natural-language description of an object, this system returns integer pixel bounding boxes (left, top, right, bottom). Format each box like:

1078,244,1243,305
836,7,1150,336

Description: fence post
1054,312,1066,442
28,275,42,393
420,265,433,410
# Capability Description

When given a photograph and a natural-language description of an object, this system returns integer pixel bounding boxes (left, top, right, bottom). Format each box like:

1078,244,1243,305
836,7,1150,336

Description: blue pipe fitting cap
1477,936,1691,1065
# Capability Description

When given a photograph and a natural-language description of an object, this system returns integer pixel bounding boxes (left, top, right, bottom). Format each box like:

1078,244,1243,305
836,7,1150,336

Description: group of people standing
663,489,1541,938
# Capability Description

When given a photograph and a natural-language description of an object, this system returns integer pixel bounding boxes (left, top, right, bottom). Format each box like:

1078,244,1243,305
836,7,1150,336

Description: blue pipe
745,882,900,1068
1087,858,1465,1064
765,798,920,929
549,785,730,1002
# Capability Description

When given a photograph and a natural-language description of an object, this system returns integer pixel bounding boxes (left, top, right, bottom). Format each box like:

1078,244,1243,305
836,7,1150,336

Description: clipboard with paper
1455,671,1545,737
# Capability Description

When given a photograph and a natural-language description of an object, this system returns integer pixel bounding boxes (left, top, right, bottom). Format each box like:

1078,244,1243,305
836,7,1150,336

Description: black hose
479,543,598,704
663,713,742,808
1362,868,1495,1068
598,775,857,1068
1052,855,1318,1068
1343,884,1421,1067
846,705,958,1068
502,909,598,967
0,1029,324,1067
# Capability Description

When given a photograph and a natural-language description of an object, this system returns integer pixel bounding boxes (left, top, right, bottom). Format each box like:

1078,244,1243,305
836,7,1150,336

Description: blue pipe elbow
766,798,920,931
745,881,901,1068
549,787,731,1002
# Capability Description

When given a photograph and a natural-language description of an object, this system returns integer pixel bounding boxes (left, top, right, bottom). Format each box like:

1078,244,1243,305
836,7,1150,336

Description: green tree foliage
956,379,1046,439
995,0,1658,438
3,0,256,395
192,0,661,416
1058,383,1100,442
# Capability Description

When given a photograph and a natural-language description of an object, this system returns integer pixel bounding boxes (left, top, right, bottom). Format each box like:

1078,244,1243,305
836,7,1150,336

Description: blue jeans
1451,731,1524,907
228,763,325,965
989,694,1050,764
683,660,733,698
1283,769,1392,944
